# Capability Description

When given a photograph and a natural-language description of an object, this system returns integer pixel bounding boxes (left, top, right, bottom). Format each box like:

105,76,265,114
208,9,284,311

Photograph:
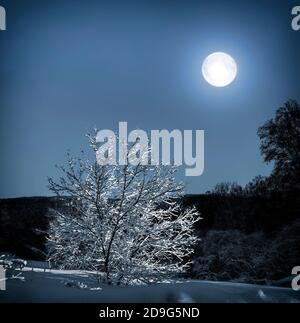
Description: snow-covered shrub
192,219,300,284
191,230,267,282
0,254,27,281
47,132,200,285
0,254,27,271
62,279,87,289
259,218,300,281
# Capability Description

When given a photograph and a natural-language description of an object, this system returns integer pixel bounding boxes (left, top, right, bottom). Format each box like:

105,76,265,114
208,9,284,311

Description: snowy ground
0,261,299,303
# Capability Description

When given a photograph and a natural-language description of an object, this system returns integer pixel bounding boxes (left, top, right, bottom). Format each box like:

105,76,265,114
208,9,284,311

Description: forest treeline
189,100,300,283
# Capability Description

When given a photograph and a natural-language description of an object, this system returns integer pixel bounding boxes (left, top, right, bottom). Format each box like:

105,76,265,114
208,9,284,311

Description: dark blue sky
1,0,300,197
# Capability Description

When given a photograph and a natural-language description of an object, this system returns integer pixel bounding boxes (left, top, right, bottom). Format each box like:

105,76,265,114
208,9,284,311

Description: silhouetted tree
244,175,270,197
210,182,243,196
258,100,300,191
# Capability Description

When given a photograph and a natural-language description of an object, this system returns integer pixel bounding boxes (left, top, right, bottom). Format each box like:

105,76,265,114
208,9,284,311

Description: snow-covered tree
47,132,199,285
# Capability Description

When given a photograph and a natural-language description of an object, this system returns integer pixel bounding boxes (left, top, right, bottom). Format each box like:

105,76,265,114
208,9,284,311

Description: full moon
202,52,237,87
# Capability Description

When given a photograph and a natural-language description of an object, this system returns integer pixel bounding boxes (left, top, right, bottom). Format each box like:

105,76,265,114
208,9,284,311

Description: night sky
1,0,300,198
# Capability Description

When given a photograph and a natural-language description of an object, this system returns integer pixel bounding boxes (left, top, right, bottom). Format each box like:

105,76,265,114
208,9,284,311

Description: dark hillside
1,193,299,260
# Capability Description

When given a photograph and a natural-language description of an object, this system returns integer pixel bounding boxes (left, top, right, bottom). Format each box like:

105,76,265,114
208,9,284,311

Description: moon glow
202,52,237,87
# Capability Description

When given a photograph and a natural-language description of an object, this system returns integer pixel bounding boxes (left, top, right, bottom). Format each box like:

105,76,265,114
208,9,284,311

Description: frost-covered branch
47,132,200,285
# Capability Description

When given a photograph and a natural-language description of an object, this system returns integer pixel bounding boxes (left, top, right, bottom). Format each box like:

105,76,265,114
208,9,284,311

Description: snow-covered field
1,261,299,303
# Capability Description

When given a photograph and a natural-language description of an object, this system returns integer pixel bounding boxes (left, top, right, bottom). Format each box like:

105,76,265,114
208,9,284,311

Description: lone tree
258,100,300,191
47,132,199,285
